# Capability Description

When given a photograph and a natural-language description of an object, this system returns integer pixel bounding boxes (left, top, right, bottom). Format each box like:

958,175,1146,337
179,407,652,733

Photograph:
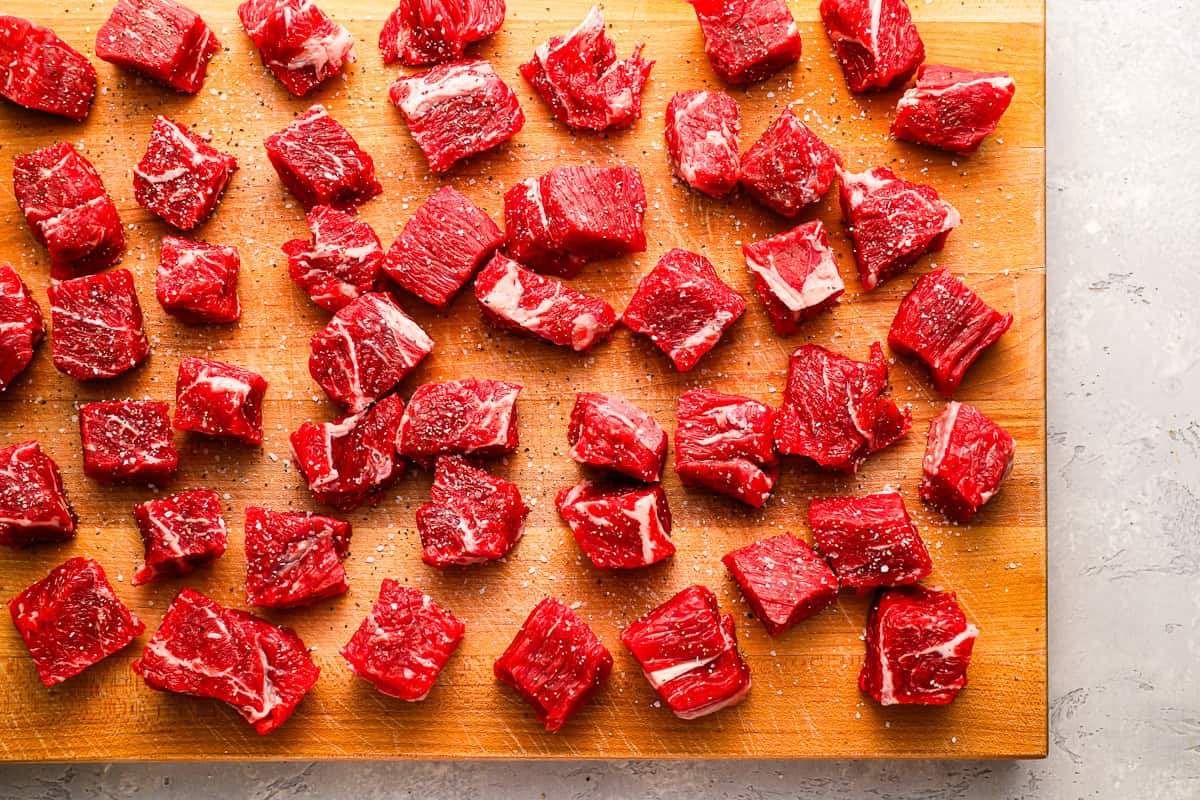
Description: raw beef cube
567,392,667,482
555,481,674,570
893,65,1016,155
416,455,528,566
859,584,978,705
0,16,96,120
48,270,149,381
0,441,76,547
743,220,843,335
674,388,778,508
397,378,520,463
389,59,524,173
238,0,354,96
503,165,647,278
494,597,613,732
9,557,143,686
244,505,351,609
133,489,228,585
687,0,802,85
808,492,932,590
79,400,178,485
309,292,433,412
264,105,382,210
839,165,961,290
519,7,653,132
622,248,746,372
290,394,405,511
156,236,241,324
133,588,320,734
920,401,1015,522
379,0,504,66
0,263,44,392
774,343,911,473
475,253,617,352
341,580,464,699
889,268,1013,396
620,584,751,719
284,205,382,311
664,90,741,198
740,112,840,218
820,0,925,92
722,534,837,635
96,0,220,93
134,116,237,231
173,356,268,444
384,186,503,308
13,143,124,280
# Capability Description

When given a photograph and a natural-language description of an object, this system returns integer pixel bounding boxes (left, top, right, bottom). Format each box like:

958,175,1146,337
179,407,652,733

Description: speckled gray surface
3,1,1199,797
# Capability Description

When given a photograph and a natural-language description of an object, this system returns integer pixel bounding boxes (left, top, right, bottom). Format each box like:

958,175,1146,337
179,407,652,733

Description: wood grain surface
0,0,1046,760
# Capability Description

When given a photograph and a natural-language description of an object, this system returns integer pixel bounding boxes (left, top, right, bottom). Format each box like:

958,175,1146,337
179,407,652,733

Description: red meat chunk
664,90,741,198
238,0,354,96
775,343,911,472
889,268,1013,396
0,441,76,547
132,489,228,585
687,0,802,85
379,0,503,66
341,580,465,699
722,534,837,635
48,270,149,381
397,378,520,463
860,584,978,705
0,15,96,120
134,116,237,230
567,392,666,482
820,0,925,92
13,143,124,280
494,597,613,731
0,263,44,392
244,505,351,609
79,400,178,485
838,165,961,290
921,401,1015,522
264,105,382,210
390,59,524,173
519,7,652,132
309,292,433,412
743,220,844,335
740,112,840,218
620,584,751,719
290,394,405,511
156,236,241,324
674,388,778,508
503,165,647,278
96,0,220,93
284,205,383,312
416,455,528,566
9,557,143,686
556,481,674,570
384,186,503,308
622,248,746,372
133,588,320,734
475,253,617,352
894,64,1015,155
808,492,932,590
173,356,268,445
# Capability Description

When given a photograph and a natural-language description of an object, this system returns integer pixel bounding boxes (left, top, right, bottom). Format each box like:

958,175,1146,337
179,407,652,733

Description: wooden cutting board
0,0,1046,760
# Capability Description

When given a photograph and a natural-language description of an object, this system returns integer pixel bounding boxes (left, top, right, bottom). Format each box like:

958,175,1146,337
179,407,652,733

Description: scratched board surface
0,0,1045,760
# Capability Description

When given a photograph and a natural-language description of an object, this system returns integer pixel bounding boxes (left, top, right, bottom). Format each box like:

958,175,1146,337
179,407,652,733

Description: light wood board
0,0,1046,760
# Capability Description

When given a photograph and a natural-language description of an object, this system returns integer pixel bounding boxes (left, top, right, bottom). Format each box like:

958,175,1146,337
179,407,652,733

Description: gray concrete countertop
3,1,1198,797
